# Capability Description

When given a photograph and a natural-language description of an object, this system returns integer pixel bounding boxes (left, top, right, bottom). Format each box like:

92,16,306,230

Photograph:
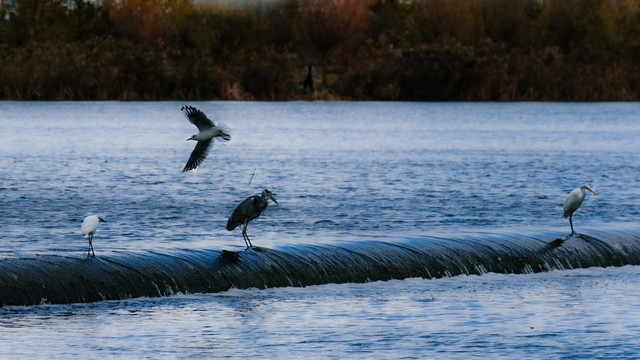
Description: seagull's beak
586,186,597,196
186,138,193,141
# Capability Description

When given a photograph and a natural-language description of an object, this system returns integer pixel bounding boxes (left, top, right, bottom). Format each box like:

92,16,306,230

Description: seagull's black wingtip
182,162,199,172
181,105,205,119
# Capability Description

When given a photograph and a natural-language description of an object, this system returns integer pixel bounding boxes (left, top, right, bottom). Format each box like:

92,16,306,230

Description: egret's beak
98,217,107,222
586,187,597,196
269,194,278,205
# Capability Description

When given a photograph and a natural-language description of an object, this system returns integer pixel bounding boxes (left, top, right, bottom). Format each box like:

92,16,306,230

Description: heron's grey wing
246,196,268,222
182,139,212,172
227,196,257,230
182,105,214,131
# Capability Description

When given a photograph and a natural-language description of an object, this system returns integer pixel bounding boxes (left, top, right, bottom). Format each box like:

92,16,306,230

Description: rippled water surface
1,101,640,358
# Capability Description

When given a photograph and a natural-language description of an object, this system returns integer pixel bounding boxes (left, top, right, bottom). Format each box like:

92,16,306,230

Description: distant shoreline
2,0,639,101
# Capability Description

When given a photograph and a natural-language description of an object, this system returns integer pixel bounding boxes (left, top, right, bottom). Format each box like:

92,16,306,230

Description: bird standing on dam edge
81,214,106,257
227,189,278,249
563,184,597,235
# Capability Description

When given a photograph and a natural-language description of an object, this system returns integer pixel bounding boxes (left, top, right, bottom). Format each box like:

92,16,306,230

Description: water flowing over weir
2,229,640,306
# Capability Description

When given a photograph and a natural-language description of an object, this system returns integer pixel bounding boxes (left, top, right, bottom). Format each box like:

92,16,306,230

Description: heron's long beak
269,194,278,205
586,187,597,196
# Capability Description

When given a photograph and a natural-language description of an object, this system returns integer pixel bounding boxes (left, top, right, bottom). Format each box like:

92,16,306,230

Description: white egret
226,189,278,249
181,105,230,172
563,184,597,234
81,215,106,257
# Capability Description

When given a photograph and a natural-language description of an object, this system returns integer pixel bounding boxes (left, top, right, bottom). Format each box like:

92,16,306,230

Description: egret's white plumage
563,184,597,234
181,105,230,172
81,214,106,257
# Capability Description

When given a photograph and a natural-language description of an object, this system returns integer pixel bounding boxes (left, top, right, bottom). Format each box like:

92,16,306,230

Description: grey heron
81,215,106,257
563,184,597,234
181,105,230,172
226,189,278,249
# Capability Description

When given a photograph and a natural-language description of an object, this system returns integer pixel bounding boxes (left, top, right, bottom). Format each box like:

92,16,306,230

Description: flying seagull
227,189,278,249
181,105,230,172
81,214,106,257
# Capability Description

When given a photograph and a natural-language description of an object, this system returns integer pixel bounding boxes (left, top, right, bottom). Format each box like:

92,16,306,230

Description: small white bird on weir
563,184,597,234
181,105,231,172
81,215,106,257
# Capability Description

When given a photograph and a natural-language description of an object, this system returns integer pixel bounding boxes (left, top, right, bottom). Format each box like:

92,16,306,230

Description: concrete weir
1,229,640,306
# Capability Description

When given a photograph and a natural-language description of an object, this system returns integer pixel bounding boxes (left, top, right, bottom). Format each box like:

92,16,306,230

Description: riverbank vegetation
1,0,640,100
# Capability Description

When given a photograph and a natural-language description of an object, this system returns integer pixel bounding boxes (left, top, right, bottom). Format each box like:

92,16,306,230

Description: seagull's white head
187,134,198,141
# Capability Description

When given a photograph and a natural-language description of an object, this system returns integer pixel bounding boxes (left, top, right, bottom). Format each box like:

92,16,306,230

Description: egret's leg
569,214,575,234
88,234,93,257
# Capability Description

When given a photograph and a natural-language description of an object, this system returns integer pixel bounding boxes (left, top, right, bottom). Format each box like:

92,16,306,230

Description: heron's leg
569,214,575,234
241,228,249,248
242,219,252,248
246,233,252,248
241,222,248,248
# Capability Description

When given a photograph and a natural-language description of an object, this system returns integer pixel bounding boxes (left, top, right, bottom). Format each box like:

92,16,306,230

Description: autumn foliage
1,0,640,100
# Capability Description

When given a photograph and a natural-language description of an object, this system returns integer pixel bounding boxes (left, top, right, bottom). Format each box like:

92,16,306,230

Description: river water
1,101,640,358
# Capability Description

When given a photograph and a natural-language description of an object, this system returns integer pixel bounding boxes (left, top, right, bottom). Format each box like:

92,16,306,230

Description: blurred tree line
1,0,640,100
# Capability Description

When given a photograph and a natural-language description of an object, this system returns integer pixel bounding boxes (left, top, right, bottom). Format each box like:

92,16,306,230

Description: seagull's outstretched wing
182,139,212,172
181,105,214,131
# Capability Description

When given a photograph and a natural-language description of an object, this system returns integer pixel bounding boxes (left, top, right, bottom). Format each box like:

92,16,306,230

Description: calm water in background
1,101,640,358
